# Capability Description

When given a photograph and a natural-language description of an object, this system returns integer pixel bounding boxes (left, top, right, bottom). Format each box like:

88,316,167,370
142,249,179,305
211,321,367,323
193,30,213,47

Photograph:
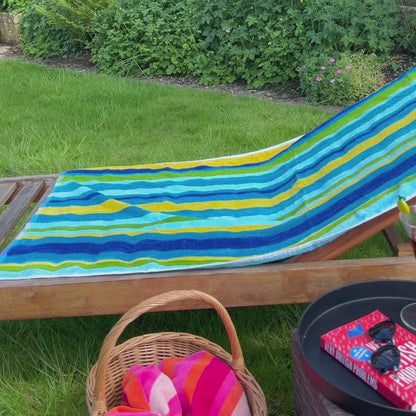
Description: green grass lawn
0,60,333,177
0,59,393,415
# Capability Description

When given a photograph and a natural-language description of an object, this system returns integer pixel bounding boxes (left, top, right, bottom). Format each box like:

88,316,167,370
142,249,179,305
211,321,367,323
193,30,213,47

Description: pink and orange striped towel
108,351,251,416
107,365,181,415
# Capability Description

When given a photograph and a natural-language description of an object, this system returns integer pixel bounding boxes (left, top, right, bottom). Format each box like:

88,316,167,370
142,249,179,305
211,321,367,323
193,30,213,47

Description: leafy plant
90,0,407,88
18,0,414,92
19,0,85,59
190,0,305,87
91,0,202,77
299,51,386,106
35,0,112,43
399,12,416,55
1,0,31,13
301,0,402,54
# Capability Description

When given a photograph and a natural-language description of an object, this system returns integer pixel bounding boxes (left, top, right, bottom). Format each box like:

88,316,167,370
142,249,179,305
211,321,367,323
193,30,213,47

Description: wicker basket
86,290,268,416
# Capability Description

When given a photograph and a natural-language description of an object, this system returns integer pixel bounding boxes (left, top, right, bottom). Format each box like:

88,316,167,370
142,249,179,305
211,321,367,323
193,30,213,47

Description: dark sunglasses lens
369,320,396,342
370,345,400,374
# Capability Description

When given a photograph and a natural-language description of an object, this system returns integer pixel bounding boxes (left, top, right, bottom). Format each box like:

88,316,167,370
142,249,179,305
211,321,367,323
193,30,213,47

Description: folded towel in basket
107,364,182,415
108,351,251,416
159,351,251,416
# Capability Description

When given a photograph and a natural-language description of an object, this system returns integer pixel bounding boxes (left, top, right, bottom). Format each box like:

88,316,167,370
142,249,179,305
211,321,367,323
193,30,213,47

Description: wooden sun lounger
0,174,415,321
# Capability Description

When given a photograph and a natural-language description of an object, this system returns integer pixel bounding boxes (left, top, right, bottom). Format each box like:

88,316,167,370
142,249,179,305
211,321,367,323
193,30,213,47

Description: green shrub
301,0,402,54
2,0,30,13
91,0,202,77
91,0,404,88
298,51,386,106
189,0,304,87
19,0,84,58
91,0,307,87
399,12,416,55
19,0,411,91
35,0,112,44
19,0,112,58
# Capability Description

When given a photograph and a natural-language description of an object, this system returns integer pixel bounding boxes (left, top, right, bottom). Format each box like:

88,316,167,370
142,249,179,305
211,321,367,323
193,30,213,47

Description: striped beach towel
0,68,415,279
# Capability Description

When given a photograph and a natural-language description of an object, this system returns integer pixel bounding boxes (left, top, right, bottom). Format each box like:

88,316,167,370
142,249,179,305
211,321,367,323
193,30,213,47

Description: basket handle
93,290,245,414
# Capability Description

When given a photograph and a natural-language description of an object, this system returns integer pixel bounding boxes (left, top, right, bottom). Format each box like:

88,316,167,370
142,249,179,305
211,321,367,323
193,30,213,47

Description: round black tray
298,279,416,416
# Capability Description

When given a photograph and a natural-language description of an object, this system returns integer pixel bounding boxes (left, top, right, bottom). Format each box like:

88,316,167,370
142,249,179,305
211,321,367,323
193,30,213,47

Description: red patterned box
320,310,416,411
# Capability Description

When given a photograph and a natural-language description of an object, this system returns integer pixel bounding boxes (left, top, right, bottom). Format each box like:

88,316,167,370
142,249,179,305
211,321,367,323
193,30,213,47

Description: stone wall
0,12,20,45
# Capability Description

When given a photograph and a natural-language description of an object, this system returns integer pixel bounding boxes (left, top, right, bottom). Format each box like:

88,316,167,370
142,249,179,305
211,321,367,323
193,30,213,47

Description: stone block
0,12,21,45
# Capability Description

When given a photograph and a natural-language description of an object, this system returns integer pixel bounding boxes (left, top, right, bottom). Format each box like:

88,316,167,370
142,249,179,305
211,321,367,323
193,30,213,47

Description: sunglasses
368,319,400,376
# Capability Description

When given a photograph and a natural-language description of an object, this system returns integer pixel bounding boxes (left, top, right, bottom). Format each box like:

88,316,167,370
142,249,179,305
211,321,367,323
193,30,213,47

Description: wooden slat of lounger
382,224,414,257
397,243,415,257
0,183,17,207
383,224,403,256
0,256,414,320
0,181,44,246
0,174,59,203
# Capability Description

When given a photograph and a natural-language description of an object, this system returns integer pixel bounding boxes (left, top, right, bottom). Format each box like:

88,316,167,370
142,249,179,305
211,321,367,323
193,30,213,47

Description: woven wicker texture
86,290,267,416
